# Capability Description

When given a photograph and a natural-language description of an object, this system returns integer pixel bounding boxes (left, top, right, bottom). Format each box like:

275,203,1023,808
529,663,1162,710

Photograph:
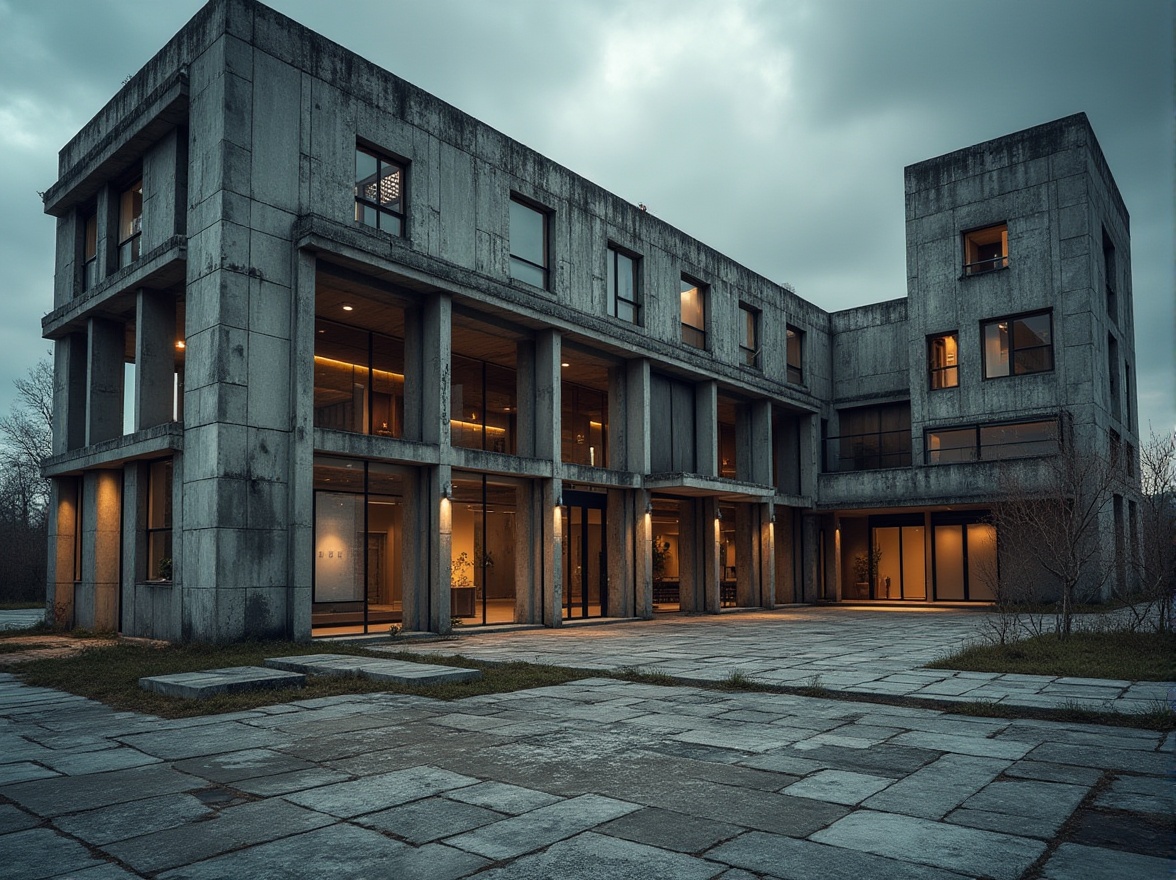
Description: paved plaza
404,606,1171,714
1,605,1173,879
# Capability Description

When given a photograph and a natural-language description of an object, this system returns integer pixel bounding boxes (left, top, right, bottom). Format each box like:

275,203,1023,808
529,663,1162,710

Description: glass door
562,491,606,619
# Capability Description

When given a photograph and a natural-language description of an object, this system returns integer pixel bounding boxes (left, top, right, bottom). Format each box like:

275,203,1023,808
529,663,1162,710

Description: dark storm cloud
0,0,1170,433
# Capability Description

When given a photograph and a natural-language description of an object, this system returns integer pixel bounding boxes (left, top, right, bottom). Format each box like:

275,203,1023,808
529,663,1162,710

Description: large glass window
450,475,519,625
926,418,1058,464
561,383,607,467
786,325,803,384
680,277,707,349
928,332,959,389
451,355,516,454
982,311,1052,378
739,304,760,369
608,246,640,323
826,402,912,472
312,458,406,635
82,213,98,291
313,319,405,437
354,145,405,236
118,179,142,267
145,459,172,581
963,223,1007,276
509,198,548,288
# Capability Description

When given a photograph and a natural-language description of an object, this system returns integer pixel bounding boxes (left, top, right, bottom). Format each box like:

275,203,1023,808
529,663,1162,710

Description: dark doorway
562,490,607,619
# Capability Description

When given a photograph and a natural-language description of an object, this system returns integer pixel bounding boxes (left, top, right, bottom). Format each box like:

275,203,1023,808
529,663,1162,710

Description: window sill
960,264,1009,280
139,579,173,587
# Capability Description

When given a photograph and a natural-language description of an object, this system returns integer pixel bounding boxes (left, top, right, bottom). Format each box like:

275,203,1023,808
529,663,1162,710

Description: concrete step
139,666,306,699
264,653,482,685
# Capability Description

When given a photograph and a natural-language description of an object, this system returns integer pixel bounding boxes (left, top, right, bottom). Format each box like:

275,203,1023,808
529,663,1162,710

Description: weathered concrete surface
265,654,482,685
139,665,306,699
1,669,1170,879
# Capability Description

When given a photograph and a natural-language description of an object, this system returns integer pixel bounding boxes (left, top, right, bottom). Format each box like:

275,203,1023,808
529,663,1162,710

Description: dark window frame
928,331,960,390
739,303,760,369
117,178,143,268
354,143,407,237
607,244,641,324
924,417,1059,465
981,310,1053,380
680,274,708,350
145,458,173,581
962,222,1008,276
786,324,803,384
81,210,98,292
509,195,550,289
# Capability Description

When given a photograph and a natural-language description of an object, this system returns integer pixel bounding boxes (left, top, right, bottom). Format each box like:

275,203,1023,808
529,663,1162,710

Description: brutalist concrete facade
41,0,1138,640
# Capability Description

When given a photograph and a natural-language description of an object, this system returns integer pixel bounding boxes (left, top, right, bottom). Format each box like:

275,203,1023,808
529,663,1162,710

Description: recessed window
963,223,1007,276
509,197,548,289
146,459,173,581
118,180,142,267
608,246,640,324
680,276,707,349
928,332,959,389
982,311,1052,379
786,325,803,384
354,145,405,236
82,212,98,291
1103,227,1117,324
925,418,1058,464
739,304,760,369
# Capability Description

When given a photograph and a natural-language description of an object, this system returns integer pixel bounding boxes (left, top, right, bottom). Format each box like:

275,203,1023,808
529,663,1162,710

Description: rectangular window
1107,334,1120,420
982,311,1052,378
739,304,759,368
1103,227,1117,324
118,179,142,267
146,459,173,581
313,319,405,437
1124,362,1133,430
509,197,548,288
786,325,803,384
826,402,912,472
680,276,707,349
561,382,608,467
926,418,1058,464
82,213,98,291
608,246,640,323
928,332,959,389
354,145,405,236
963,223,1007,276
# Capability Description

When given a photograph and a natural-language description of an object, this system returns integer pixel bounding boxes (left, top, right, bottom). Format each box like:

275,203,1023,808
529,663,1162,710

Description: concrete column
608,488,646,619
695,381,718,477
46,478,79,628
624,359,650,473
678,499,700,611
431,465,453,634
287,250,316,640
403,293,450,447
136,289,176,430
800,414,819,497
702,497,722,613
86,317,124,445
534,330,560,462
823,514,839,602
743,400,773,485
735,504,759,607
79,470,120,631
801,514,822,602
760,502,777,608
545,477,563,627
54,334,88,453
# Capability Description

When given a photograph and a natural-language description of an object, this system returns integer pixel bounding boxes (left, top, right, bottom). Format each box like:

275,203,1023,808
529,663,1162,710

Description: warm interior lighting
174,340,185,350
449,418,507,434
314,355,405,383
561,362,569,368
341,303,354,311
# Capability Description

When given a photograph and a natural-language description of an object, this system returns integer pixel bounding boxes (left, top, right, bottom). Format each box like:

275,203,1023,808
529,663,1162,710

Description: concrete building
41,0,1139,641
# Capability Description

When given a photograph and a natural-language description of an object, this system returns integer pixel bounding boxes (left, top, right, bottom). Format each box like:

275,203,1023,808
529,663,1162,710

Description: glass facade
314,319,405,437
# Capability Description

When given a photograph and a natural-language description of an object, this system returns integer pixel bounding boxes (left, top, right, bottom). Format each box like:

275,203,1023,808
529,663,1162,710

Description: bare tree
1124,429,1176,632
0,357,53,601
987,422,1126,639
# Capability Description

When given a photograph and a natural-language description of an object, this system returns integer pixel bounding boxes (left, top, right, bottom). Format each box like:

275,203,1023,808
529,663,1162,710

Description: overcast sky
0,0,1171,437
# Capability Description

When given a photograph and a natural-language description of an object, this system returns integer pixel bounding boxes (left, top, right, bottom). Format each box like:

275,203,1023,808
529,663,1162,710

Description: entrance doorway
870,515,926,600
562,490,606,619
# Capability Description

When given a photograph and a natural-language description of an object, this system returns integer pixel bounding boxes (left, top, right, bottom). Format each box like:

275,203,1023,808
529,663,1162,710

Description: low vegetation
928,630,1175,681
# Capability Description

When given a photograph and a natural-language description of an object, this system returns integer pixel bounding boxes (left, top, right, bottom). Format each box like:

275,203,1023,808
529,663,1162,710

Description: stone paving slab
265,653,482,685
1041,842,1171,879
139,665,305,699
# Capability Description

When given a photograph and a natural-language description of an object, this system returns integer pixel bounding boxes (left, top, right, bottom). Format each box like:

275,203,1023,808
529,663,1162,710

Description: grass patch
0,602,43,611
16,639,591,719
927,630,1175,681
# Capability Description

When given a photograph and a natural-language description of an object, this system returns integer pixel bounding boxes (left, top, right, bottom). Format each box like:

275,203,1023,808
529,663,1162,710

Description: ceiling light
174,340,186,350
561,362,570,368
342,303,354,311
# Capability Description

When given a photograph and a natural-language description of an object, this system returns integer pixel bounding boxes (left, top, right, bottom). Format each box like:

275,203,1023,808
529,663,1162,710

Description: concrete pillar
760,502,777,608
623,359,650,473
287,250,316,640
608,488,646,619
79,470,120,631
422,294,452,447
823,514,839,602
677,499,700,611
136,289,176,430
430,465,453,634
735,504,759,607
702,497,722,613
86,317,124,445
801,514,822,602
545,477,563,627
54,334,88,453
739,399,772,485
535,330,560,462
46,478,79,628
695,381,718,477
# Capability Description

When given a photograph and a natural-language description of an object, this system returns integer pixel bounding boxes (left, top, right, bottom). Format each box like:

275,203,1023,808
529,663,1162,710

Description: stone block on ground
265,655,481,685
139,666,305,699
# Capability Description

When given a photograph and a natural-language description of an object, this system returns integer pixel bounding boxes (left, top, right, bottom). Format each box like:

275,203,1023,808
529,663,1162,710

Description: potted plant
852,548,881,597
